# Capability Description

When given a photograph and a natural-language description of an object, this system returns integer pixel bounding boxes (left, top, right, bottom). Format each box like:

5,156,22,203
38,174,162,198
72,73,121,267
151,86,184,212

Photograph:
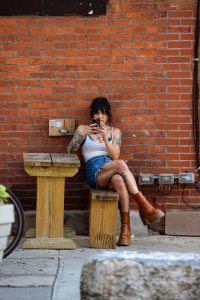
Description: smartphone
92,118,100,127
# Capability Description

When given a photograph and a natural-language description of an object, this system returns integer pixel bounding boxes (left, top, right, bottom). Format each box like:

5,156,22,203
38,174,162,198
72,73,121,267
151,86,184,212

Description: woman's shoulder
111,127,121,136
76,124,88,132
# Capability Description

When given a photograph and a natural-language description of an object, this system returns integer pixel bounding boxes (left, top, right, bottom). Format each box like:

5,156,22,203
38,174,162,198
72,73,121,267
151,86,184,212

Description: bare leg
97,159,165,227
108,174,129,212
108,174,131,246
97,159,139,196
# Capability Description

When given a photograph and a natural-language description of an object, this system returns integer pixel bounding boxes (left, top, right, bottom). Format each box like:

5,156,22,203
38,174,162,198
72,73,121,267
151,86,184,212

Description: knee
115,159,129,173
111,174,126,190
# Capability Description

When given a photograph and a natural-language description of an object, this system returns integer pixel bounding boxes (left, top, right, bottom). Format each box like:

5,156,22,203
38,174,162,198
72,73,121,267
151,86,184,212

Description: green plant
0,185,10,205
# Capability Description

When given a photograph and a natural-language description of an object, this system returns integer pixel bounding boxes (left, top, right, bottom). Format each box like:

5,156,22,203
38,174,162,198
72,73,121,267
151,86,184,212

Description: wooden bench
89,189,119,249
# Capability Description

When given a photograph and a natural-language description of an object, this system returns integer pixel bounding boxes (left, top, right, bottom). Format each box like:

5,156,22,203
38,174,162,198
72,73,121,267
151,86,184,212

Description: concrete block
165,210,200,236
24,210,89,236
0,224,12,237
81,251,200,300
24,210,148,238
117,211,148,237
0,237,7,249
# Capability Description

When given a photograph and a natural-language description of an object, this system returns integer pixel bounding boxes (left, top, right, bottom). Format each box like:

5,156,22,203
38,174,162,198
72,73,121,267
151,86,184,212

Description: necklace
95,134,102,142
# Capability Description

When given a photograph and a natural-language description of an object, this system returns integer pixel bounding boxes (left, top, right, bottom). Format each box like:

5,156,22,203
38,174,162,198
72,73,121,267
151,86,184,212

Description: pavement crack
50,251,61,300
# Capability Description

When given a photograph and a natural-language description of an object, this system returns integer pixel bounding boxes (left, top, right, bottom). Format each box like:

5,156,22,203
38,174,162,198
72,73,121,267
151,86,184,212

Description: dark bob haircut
90,97,112,123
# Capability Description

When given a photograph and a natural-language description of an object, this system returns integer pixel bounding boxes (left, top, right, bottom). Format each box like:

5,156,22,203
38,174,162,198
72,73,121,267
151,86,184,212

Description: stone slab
80,251,200,300
0,275,55,287
132,235,200,253
51,258,84,300
1,236,200,300
165,210,200,236
0,257,58,276
7,248,59,259
0,287,52,300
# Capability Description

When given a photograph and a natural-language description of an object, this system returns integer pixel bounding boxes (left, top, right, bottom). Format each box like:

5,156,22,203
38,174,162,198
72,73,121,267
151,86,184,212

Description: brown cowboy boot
133,192,165,225
118,211,131,246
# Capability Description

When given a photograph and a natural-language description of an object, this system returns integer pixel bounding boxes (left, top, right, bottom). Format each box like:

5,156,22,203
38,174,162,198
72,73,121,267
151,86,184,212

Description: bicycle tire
3,189,24,258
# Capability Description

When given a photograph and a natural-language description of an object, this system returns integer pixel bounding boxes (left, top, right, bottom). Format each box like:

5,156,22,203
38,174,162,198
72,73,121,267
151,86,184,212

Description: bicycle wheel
3,189,24,258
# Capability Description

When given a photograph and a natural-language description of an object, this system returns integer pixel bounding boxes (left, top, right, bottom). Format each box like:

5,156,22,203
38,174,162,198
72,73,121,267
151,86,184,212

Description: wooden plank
50,177,65,237
49,119,65,136
64,118,75,135
24,166,79,177
36,177,65,238
23,153,51,167
22,238,76,249
90,189,119,201
36,176,51,237
51,153,80,167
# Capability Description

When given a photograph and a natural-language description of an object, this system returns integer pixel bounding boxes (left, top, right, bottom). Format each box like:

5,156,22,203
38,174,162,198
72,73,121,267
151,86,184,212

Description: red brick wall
0,0,199,211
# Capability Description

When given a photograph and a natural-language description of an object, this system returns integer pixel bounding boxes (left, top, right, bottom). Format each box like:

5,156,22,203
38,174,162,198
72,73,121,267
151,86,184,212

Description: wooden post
89,189,119,249
22,153,80,249
36,176,65,238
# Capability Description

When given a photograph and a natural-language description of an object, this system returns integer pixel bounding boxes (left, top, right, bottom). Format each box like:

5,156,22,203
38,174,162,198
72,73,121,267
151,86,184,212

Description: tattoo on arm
113,130,122,147
67,128,85,154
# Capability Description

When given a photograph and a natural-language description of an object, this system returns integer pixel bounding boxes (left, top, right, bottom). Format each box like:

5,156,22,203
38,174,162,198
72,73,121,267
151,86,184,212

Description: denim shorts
85,155,112,189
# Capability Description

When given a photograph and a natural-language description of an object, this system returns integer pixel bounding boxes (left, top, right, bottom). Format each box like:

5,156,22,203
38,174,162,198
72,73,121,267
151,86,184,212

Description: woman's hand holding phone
90,118,101,134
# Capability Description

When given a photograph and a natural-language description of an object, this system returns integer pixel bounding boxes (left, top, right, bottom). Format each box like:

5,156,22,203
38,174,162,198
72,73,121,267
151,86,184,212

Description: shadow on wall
0,0,108,16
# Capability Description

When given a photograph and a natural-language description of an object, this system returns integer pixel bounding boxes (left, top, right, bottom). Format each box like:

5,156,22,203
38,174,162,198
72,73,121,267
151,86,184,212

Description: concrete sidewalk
0,235,200,300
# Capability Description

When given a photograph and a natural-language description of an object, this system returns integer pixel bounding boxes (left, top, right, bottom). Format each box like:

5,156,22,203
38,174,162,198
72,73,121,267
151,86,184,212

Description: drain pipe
192,0,200,171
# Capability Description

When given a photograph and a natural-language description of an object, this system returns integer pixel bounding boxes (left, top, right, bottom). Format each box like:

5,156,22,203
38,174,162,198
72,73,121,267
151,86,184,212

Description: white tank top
82,131,113,163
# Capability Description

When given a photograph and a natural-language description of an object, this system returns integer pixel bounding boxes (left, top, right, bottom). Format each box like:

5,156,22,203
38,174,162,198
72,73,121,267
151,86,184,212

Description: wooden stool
89,189,119,249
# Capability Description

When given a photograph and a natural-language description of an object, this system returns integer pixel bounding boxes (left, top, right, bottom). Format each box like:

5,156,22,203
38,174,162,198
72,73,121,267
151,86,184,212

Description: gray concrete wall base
24,210,148,237
80,251,200,300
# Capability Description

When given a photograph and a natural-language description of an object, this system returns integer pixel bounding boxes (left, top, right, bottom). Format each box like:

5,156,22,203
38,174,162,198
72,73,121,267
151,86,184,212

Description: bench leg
89,198,118,249
36,176,65,238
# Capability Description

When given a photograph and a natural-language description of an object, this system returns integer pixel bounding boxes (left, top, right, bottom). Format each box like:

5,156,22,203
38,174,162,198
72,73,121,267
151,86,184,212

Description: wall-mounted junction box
179,173,195,184
138,172,195,186
138,174,154,185
49,118,75,136
158,174,174,185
